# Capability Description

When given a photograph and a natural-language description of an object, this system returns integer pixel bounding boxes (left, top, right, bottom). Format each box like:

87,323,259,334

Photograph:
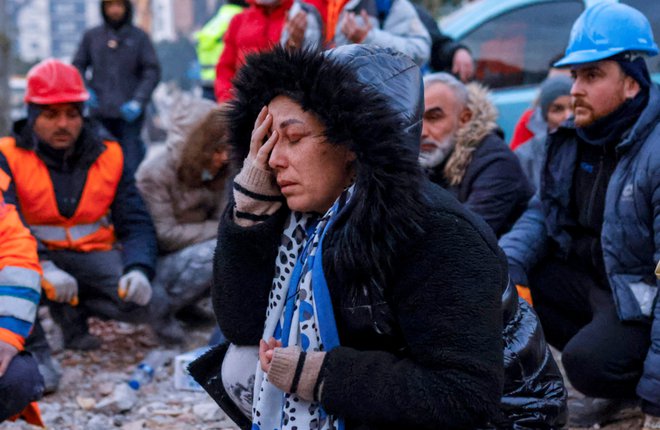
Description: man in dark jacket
421,72,533,237
73,0,160,176
413,4,474,82
0,60,182,358
499,3,660,428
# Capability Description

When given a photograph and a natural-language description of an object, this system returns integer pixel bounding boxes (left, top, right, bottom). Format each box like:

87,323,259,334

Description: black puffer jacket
189,46,565,429
497,282,567,429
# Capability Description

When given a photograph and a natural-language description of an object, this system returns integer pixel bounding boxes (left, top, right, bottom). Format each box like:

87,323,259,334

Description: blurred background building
0,0,464,135
5,0,222,66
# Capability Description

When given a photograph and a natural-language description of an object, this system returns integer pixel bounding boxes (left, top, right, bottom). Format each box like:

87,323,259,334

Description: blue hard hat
554,2,658,67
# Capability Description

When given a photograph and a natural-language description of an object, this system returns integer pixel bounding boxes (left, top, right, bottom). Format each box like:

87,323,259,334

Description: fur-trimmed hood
165,94,217,168
227,45,427,293
444,82,498,186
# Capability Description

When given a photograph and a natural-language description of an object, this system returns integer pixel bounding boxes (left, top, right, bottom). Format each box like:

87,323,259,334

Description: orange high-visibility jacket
0,168,41,350
0,137,123,252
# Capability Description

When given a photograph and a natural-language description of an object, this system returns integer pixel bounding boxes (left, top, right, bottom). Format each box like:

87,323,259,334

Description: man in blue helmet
499,2,660,428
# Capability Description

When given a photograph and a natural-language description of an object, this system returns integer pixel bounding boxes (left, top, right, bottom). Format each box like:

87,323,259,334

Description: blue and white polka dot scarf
251,186,354,430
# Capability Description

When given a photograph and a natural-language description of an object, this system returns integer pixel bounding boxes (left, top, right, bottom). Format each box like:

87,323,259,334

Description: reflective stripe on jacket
0,137,123,252
196,3,245,85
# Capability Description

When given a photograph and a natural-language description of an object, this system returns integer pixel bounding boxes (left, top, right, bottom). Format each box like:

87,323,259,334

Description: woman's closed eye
282,130,307,144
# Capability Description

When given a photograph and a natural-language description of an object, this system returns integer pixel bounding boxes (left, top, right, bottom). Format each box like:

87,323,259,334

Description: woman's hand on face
250,106,279,171
259,337,283,373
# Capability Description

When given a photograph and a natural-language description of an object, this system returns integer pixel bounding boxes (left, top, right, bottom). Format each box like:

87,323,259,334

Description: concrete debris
95,383,138,413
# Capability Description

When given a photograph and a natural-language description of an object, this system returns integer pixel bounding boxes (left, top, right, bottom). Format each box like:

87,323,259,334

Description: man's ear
623,75,641,99
459,107,472,127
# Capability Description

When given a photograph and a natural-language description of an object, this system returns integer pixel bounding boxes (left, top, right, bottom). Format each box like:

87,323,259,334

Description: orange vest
0,137,123,252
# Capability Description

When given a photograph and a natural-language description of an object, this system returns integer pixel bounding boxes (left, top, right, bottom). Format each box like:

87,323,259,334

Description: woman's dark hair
177,107,232,189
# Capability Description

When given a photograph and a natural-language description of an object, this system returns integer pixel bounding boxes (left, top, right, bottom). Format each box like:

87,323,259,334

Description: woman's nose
268,140,286,169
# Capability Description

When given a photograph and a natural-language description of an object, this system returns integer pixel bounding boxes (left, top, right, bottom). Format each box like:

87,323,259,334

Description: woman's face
209,147,230,175
267,96,355,214
545,95,572,132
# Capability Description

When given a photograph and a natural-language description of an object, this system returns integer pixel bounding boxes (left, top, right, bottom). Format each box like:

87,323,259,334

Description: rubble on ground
4,306,238,430
2,310,644,429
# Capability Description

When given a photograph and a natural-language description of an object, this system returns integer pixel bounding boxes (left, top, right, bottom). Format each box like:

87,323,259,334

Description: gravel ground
3,310,643,430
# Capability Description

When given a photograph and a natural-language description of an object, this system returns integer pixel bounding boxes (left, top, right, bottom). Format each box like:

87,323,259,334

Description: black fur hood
227,45,427,292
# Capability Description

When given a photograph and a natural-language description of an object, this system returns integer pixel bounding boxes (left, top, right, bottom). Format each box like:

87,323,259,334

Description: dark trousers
0,352,44,421
529,258,651,399
96,116,146,177
44,249,170,342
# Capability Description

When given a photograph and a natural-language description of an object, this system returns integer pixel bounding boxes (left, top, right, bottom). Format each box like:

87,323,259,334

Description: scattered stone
151,407,186,416
86,414,111,430
96,383,138,413
193,402,224,422
99,381,115,396
121,419,147,430
76,395,96,410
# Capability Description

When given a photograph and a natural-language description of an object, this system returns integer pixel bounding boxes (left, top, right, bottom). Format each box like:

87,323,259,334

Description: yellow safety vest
196,3,245,85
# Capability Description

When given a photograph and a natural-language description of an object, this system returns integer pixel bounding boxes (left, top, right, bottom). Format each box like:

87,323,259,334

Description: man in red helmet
0,60,184,389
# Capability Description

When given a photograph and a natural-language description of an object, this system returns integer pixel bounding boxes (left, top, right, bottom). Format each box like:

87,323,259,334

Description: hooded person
189,45,566,429
73,0,161,176
136,95,232,326
515,75,573,192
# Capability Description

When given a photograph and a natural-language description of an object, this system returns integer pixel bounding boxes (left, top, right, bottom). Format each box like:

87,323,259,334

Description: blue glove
186,61,201,81
119,100,143,123
86,89,99,110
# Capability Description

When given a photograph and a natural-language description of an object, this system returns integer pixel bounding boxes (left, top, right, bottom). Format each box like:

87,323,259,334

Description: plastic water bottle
128,350,169,390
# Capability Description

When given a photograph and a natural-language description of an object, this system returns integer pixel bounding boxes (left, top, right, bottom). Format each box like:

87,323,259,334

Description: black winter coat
209,181,505,430
430,133,533,237
189,46,564,430
72,1,160,119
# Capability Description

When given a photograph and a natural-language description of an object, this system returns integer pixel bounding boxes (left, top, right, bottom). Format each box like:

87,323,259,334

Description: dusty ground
3,309,644,430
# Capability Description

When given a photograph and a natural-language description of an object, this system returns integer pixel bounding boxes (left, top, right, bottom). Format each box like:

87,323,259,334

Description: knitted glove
267,346,326,402
644,414,660,430
40,260,79,305
118,270,152,306
232,157,283,227
119,100,143,123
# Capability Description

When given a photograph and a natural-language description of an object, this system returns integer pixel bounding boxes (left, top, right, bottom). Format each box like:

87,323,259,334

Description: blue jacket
0,120,158,279
73,18,160,119
499,85,660,409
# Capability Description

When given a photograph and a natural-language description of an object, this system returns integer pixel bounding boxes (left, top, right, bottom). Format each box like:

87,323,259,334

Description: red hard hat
24,59,89,105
